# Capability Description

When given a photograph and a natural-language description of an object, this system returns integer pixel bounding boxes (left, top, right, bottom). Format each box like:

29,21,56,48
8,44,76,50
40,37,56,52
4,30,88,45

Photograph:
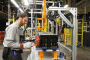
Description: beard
20,20,26,26
20,22,24,26
20,23,23,26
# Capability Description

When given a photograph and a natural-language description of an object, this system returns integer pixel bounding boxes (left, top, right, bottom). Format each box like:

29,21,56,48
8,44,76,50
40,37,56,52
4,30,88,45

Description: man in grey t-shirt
3,13,34,60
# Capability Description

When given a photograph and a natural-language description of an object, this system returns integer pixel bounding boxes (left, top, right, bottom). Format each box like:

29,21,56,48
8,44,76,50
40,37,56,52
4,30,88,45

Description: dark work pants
3,50,22,60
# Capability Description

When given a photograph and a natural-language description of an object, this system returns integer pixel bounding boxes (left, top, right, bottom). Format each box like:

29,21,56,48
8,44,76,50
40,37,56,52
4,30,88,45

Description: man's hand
29,37,32,39
31,43,36,47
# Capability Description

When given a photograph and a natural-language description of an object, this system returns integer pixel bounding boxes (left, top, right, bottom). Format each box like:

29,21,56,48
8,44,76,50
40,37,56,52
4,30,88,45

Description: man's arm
4,26,34,49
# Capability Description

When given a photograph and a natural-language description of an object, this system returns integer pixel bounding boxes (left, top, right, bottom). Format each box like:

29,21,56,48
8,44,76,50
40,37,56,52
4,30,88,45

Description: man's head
16,13,28,26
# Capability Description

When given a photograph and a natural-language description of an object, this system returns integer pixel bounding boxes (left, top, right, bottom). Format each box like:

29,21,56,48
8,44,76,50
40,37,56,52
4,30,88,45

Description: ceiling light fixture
23,0,29,5
64,5,68,8
11,0,24,12
19,8,24,13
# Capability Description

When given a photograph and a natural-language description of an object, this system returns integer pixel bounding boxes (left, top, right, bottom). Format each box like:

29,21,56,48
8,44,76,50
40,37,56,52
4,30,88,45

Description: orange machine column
40,51,43,59
52,51,59,59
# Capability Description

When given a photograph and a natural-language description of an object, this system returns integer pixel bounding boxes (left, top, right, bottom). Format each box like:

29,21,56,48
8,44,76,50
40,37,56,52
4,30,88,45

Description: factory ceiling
76,0,90,14
0,0,90,22
0,0,8,22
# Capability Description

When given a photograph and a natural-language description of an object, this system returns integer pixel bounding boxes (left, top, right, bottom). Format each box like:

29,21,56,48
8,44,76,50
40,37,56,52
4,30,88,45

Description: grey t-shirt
3,22,23,50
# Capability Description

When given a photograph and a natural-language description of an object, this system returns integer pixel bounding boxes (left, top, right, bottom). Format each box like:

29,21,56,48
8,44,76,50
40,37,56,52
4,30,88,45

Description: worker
2,13,34,60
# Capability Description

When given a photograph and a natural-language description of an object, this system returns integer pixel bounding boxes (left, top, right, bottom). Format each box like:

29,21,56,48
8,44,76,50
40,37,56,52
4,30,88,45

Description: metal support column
48,20,49,32
48,7,77,60
35,18,37,37
8,0,11,19
51,21,54,34
31,9,33,37
56,22,58,35
68,0,71,7
72,8,77,60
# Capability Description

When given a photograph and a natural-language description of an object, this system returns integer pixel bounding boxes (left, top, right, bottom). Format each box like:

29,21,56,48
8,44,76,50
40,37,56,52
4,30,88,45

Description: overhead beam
76,0,85,6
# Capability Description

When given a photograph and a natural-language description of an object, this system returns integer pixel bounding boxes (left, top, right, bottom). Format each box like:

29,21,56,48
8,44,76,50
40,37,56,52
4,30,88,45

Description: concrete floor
0,44,90,60
0,44,3,60
77,46,90,60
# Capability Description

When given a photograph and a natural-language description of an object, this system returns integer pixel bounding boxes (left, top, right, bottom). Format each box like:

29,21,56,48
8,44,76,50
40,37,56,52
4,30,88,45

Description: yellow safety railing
64,18,72,46
37,19,47,32
77,19,83,46
64,28,72,46
8,15,15,25
37,21,41,31
64,19,83,46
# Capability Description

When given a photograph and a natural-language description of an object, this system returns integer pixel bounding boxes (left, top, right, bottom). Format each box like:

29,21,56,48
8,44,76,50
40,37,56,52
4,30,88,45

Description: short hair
16,13,28,20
